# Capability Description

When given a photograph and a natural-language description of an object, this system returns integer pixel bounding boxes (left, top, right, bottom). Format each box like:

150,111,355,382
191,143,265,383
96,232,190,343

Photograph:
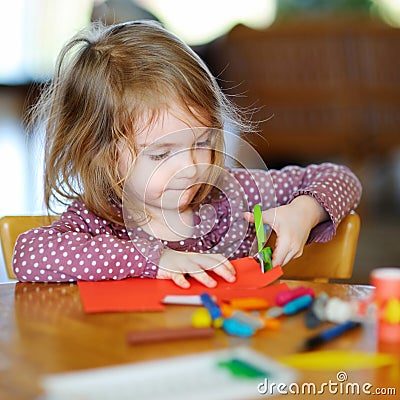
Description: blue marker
266,294,313,318
283,294,313,315
301,321,361,351
222,318,255,337
200,293,222,320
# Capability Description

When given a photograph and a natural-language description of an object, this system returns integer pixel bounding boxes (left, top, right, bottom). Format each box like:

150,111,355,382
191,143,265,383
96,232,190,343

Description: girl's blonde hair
31,20,250,224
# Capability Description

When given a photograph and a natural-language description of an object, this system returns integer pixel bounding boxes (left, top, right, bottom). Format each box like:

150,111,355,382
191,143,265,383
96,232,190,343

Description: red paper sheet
78,257,285,313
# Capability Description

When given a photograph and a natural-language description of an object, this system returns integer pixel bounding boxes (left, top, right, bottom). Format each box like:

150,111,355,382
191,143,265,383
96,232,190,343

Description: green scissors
253,204,273,273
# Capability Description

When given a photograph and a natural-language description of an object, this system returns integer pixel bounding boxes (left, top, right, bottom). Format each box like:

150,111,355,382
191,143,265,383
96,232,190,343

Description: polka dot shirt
13,163,361,282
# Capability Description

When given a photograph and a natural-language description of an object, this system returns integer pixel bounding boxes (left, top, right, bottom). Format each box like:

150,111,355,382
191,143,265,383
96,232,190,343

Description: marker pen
301,321,362,351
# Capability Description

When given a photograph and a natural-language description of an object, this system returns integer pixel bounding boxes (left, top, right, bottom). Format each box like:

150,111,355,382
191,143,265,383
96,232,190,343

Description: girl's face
119,106,214,217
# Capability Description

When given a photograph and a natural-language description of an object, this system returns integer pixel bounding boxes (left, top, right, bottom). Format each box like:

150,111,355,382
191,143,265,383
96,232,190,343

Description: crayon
127,326,214,344
275,287,315,307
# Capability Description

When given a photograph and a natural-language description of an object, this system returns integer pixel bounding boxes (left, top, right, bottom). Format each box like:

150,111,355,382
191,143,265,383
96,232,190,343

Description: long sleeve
231,162,362,242
12,202,162,282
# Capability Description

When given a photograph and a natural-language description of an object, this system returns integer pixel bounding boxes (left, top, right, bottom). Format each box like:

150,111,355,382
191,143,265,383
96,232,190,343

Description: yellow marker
279,350,397,370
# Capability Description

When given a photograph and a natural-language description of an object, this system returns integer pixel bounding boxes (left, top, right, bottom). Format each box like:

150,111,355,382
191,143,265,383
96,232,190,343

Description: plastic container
370,267,400,343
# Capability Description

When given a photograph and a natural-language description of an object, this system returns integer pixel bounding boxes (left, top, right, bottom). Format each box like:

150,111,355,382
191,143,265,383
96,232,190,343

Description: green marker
218,358,270,379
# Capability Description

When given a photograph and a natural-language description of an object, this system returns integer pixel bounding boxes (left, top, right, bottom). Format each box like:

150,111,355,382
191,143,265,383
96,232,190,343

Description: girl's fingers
171,273,190,288
271,233,285,266
216,257,236,276
184,256,236,286
274,236,304,267
191,271,217,288
280,251,295,267
244,208,276,226
272,248,285,267
260,209,276,227
199,255,236,282
161,253,236,288
214,261,236,282
275,248,296,267
244,211,254,222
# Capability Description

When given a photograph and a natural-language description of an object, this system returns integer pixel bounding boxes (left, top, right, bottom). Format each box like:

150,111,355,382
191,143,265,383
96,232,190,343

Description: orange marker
229,298,269,311
262,317,281,330
220,303,234,318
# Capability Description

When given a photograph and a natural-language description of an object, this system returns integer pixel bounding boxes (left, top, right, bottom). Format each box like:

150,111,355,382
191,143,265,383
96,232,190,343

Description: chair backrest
206,21,400,166
267,211,360,282
1,212,360,282
0,215,59,280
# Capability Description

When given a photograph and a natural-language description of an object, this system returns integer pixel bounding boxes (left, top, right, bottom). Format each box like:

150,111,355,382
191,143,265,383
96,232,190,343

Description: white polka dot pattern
12,163,361,282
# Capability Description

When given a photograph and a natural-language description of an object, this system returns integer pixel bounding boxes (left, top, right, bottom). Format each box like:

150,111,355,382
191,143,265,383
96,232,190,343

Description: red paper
215,282,289,305
78,257,284,313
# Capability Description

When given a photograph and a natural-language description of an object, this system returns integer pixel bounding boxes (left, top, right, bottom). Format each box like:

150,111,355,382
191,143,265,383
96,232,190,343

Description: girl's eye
194,137,212,148
149,151,170,161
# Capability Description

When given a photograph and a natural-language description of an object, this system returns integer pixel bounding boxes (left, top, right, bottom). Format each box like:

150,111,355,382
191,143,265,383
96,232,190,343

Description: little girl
13,20,362,288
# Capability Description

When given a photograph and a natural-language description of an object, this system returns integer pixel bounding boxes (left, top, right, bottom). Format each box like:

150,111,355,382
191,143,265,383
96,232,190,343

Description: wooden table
0,280,399,400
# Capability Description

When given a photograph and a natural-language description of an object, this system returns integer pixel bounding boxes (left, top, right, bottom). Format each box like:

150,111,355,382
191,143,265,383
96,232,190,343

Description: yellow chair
0,212,360,282
269,211,361,282
0,215,58,280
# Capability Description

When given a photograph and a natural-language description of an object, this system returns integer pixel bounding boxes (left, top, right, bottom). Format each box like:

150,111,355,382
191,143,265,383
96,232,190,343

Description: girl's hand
157,249,236,288
245,195,329,267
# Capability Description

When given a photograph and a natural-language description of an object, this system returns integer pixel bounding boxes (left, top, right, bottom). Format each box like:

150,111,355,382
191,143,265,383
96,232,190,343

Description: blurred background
0,0,399,283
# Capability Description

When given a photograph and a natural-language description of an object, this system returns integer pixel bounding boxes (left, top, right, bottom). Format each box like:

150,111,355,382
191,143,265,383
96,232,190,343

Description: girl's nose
174,149,197,179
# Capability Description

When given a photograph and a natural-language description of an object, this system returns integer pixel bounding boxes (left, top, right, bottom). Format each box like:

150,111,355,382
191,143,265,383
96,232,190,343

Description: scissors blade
253,204,266,253
253,204,273,273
